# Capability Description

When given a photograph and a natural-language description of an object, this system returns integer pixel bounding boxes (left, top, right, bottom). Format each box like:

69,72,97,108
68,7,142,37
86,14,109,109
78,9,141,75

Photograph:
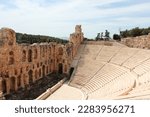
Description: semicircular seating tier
69,43,150,100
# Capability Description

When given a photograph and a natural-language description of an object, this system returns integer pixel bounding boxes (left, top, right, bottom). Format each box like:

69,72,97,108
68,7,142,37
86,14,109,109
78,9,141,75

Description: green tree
113,34,121,41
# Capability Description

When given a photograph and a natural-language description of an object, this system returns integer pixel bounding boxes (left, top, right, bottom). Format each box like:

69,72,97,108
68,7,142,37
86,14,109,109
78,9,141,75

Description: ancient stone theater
1,25,150,100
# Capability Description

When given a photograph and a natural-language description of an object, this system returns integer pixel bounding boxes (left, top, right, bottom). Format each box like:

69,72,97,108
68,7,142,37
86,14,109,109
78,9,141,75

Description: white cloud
0,0,150,38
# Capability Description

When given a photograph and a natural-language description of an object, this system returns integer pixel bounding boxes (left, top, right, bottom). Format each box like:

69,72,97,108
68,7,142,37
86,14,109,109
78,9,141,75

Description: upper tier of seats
69,43,150,99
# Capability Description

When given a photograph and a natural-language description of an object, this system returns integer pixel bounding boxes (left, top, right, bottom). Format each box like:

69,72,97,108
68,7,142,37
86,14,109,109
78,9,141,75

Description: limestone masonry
47,39,150,100
121,33,150,49
0,25,84,98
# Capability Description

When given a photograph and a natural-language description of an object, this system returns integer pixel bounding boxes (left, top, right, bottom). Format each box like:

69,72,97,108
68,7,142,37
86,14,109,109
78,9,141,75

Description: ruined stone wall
0,25,83,97
121,33,150,49
69,25,84,57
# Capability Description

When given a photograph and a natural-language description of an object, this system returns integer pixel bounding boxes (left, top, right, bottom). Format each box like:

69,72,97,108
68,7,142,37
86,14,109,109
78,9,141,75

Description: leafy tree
113,34,121,41
130,27,142,37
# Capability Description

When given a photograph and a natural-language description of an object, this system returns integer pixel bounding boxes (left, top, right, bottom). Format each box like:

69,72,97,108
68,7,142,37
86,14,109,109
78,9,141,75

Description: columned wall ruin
121,33,150,49
0,25,83,97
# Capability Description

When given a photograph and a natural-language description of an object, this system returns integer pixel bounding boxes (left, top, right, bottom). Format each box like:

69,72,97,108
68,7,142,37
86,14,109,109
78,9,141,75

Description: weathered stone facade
0,25,84,98
70,25,84,57
121,33,150,49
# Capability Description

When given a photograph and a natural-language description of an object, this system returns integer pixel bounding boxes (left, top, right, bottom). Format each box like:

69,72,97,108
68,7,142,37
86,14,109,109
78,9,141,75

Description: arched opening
9,51,14,65
28,70,33,84
2,80,6,93
34,49,38,59
37,63,39,68
40,46,42,58
23,74,27,85
14,69,18,75
58,63,63,74
49,47,51,55
58,47,63,55
35,70,38,80
46,66,48,74
28,49,32,62
39,69,41,78
22,50,26,62
42,47,45,57
10,77,16,92
20,68,23,73
42,65,45,77
17,75,21,88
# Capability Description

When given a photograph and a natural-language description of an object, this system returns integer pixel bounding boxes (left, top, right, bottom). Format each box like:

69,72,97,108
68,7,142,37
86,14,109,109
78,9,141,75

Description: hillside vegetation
120,27,150,38
16,33,68,44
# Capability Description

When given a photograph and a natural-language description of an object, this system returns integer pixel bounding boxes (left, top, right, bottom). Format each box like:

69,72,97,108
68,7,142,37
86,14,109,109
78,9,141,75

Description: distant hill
60,37,69,40
16,33,69,44
120,27,150,38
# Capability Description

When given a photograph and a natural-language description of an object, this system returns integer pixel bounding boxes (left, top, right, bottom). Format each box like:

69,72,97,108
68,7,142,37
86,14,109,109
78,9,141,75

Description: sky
0,0,150,39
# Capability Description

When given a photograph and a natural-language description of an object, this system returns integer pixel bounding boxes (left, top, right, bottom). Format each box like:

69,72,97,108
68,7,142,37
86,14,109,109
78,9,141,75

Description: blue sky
0,0,150,38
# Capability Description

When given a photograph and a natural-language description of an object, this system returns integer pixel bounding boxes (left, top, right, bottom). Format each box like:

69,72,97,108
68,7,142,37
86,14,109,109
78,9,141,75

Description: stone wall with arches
0,25,84,97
